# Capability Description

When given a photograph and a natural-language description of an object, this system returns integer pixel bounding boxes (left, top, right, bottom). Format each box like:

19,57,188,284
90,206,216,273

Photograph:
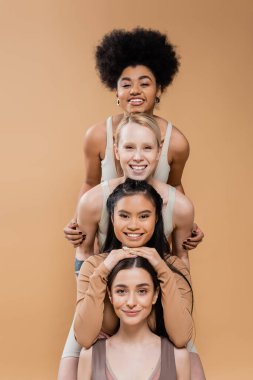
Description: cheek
112,218,126,238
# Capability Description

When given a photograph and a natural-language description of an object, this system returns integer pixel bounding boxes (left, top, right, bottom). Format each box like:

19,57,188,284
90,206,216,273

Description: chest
107,346,160,380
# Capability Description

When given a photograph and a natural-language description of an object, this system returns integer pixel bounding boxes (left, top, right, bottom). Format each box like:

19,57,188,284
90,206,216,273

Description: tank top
97,181,176,249
101,116,172,183
91,337,176,380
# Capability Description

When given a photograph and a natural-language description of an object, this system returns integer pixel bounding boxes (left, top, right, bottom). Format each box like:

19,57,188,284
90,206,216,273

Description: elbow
74,317,94,349
169,324,193,349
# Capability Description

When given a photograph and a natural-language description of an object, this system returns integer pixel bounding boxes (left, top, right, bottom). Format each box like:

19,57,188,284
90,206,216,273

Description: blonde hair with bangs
115,113,161,147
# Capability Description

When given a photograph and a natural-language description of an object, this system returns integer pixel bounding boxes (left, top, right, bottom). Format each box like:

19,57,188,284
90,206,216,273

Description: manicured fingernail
187,238,191,242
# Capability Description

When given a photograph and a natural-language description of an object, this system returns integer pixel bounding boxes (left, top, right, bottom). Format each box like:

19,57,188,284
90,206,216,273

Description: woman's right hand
103,247,137,272
63,218,85,248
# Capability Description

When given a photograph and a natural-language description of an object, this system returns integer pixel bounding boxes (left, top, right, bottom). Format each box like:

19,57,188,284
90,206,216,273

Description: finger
186,235,203,243
65,234,85,242
64,227,83,236
191,229,204,239
130,246,150,254
128,249,147,258
183,242,198,250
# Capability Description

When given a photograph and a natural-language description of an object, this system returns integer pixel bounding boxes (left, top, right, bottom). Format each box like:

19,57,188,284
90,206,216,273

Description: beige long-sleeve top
74,253,193,349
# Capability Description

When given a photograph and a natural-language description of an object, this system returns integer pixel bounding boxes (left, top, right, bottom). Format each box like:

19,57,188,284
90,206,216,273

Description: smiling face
112,193,156,248
109,267,158,326
115,122,161,181
116,65,161,114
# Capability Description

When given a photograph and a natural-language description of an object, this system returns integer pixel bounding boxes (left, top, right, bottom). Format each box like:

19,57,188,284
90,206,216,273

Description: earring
116,98,120,106
155,97,160,104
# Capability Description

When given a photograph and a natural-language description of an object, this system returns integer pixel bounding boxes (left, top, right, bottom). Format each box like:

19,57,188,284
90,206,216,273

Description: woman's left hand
182,222,204,250
128,246,162,269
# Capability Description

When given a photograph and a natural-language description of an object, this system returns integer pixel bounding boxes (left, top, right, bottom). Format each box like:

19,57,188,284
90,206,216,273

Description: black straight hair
103,178,193,313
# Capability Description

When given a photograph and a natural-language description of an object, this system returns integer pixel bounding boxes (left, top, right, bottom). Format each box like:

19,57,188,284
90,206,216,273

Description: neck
112,320,154,345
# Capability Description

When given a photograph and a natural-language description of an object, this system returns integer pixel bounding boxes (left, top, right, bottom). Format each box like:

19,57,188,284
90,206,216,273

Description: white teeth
126,233,141,237
131,166,146,171
129,99,143,103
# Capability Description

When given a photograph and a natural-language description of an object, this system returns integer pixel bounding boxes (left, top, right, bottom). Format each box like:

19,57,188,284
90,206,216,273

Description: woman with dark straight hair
77,256,191,380
74,178,193,351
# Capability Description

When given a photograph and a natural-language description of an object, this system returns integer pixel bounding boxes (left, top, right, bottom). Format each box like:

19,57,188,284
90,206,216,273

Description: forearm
156,258,193,347
74,262,110,348
171,245,190,270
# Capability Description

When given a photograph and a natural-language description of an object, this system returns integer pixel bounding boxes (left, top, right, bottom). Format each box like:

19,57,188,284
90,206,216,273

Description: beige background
1,0,253,379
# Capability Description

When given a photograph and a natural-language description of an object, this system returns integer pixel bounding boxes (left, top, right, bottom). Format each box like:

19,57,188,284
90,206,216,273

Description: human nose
127,217,139,230
132,149,143,161
126,291,137,308
130,82,141,95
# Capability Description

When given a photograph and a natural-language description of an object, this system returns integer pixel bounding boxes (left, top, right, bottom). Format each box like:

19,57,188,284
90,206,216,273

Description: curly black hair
95,27,180,91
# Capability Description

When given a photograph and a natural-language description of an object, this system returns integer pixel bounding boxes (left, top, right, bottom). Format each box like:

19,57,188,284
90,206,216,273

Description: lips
123,232,144,240
128,98,144,106
122,310,141,317
130,165,146,171
129,165,147,176
124,232,143,237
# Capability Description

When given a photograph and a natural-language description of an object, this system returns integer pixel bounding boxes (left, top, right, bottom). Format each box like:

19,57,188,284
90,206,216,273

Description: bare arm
167,126,204,250
174,348,191,380
64,122,106,246
167,126,190,194
77,348,92,380
171,191,194,269
75,185,103,259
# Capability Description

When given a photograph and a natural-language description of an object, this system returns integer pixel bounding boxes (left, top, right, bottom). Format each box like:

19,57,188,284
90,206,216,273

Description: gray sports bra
97,181,176,249
101,116,172,183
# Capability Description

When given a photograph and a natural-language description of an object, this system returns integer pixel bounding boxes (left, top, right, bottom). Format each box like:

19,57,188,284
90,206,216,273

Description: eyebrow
120,75,152,81
114,283,151,288
117,209,152,214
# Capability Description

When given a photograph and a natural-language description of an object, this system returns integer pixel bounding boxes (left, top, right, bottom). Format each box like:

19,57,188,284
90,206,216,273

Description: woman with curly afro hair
59,28,205,380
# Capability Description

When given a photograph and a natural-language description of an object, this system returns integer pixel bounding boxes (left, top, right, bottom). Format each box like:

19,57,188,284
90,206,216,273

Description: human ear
156,144,162,161
114,143,120,161
152,287,160,304
156,85,162,99
107,287,113,303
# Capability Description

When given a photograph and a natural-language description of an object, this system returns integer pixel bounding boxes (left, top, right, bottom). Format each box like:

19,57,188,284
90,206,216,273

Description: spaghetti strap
159,337,176,380
162,185,176,238
106,117,113,149
101,117,118,181
161,122,172,156
153,122,172,182
92,339,107,380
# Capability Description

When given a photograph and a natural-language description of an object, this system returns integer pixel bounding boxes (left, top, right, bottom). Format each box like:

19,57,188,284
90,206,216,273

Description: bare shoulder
78,347,92,380
174,189,194,217
83,119,107,157
78,183,104,221
170,126,190,158
85,119,107,142
174,347,190,380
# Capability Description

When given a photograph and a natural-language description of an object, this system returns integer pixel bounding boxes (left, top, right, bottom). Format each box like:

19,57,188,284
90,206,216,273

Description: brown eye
119,213,129,219
138,289,148,295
